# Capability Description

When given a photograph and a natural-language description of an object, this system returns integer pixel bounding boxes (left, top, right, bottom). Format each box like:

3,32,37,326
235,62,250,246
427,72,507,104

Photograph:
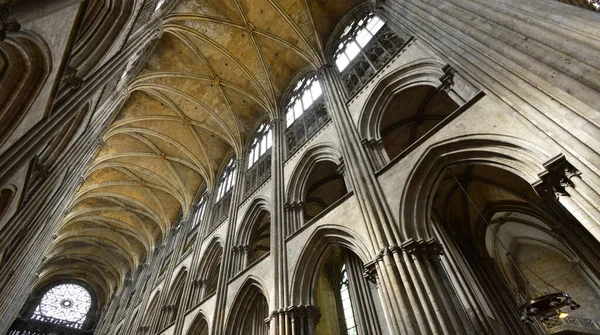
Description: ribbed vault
39,0,363,303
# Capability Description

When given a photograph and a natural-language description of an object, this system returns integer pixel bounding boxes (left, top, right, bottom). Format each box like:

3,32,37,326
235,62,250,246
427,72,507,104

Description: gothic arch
224,277,270,335
35,103,91,170
196,237,223,300
424,154,600,332
286,143,344,204
290,225,372,306
159,267,187,329
187,311,209,335
235,197,271,248
0,31,51,148
141,289,161,331
68,0,136,76
399,134,552,241
358,59,448,141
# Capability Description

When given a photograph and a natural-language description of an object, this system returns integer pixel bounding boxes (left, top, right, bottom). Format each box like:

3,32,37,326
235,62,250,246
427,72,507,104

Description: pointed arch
286,143,345,203
187,311,209,335
0,31,51,147
224,277,270,335
399,134,552,241
290,225,372,306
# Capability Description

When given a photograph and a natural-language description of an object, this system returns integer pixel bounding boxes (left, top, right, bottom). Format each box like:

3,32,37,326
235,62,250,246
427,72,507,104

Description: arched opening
312,245,386,335
247,209,270,264
187,313,209,335
141,291,161,333
189,240,223,309
0,34,49,148
379,85,458,160
225,281,269,335
304,161,348,221
159,269,187,330
429,164,600,334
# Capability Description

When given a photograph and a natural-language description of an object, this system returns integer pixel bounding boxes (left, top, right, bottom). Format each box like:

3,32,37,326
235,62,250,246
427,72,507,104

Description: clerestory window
216,158,236,201
245,122,273,197
284,74,329,155
211,157,237,229
334,15,385,72
192,195,208,230
32,283,92,329
333,13,406,96
247,123,272,169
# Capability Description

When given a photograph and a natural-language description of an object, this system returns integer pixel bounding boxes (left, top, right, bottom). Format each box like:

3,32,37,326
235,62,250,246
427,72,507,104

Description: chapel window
334,13,405,96
31,283,92,329
284,74,330,155
245,122,272,197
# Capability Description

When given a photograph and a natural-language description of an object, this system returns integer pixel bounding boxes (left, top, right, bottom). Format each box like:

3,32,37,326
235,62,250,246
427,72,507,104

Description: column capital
283,305,321,324
363,259,379,284
316,63,335,77
533,154,578,198
402,238,444,259
269,117,285,127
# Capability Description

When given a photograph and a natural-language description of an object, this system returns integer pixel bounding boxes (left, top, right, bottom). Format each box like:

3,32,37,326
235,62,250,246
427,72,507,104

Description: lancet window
340,265,358,335
284,74,329,155
334,13,406,96
211,157,236,229
245,122,272,197
191,194,208,231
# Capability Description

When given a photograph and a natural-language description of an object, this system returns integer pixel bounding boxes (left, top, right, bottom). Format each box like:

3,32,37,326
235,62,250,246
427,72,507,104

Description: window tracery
31,283,92,329
211,157,236,229
284,74,329,154
333,13,406,96
245,122,272,196
192,195,208,230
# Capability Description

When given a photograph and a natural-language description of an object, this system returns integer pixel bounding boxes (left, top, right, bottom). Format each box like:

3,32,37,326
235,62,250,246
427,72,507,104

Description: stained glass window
32,283,91,328
340,265,358,335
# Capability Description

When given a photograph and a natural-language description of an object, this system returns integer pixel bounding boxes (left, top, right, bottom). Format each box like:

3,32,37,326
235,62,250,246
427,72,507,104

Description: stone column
376,0,600,183
285,305,321,335
431,221,495,334
345,252,382,335
211,159,246,335
0,22,163,188
318,63,411,334
270,117,291,335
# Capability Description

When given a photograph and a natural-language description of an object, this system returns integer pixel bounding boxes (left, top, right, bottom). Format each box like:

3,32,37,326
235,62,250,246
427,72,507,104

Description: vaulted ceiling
37,0,363,306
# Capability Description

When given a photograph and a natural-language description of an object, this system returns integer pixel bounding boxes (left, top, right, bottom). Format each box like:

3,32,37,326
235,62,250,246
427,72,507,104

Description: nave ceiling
38,0,363,305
